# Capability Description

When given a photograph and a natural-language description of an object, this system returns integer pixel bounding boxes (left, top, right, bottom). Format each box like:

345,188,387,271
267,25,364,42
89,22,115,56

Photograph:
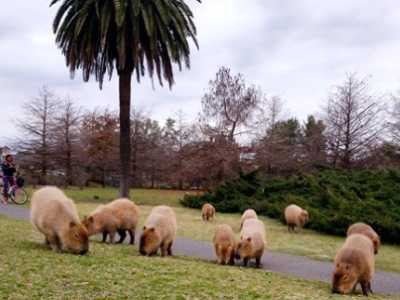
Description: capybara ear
247,237,252,242
143,226,146,230
69,221,76,228
88,216,94,223
149,228,155,232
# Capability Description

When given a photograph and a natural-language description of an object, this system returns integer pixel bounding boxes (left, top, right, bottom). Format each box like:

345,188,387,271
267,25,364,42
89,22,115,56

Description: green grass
26,186,190,206
75,203,400,274
0,216,396,300
24,186,400,273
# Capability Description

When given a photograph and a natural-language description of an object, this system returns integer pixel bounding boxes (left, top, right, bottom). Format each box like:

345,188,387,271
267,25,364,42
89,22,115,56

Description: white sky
1,0,400,143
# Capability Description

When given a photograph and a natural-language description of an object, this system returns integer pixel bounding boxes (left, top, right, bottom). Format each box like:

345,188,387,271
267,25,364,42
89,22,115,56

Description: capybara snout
64,222,89,255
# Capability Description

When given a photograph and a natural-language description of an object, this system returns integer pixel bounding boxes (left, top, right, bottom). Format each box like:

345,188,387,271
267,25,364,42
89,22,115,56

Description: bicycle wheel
11,188,28,205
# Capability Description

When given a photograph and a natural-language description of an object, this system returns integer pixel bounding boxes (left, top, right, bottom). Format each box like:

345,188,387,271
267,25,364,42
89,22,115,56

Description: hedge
181,169,400,244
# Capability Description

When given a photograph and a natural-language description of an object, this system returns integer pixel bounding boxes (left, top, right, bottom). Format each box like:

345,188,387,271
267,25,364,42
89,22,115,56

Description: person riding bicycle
1,154,16,204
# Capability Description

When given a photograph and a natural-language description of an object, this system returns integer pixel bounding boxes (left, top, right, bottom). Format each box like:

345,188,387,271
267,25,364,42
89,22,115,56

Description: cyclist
1,154,16,204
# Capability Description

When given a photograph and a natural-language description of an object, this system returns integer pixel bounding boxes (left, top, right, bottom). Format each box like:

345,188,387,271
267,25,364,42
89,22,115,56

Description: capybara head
236,237,252,259
331,262,358,294
63,221,89,255
82,216,97,236
139,227,161,256
301,210,309,225
372,236,381,255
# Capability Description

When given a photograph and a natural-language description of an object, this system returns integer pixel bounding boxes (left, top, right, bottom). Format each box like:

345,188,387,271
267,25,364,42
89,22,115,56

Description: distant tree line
14,69,400,189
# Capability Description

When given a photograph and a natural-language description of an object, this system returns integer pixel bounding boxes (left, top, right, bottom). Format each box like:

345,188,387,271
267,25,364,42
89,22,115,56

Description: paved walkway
1,205,400,295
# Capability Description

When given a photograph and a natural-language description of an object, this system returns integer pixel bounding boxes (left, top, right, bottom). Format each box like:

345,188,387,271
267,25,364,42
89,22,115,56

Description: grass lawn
25,186,192,206
0,215,396,300
24,186,400,273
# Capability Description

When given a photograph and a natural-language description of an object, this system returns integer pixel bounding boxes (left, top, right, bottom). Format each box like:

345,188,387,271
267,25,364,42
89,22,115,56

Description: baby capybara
236,218,266,267
201,203,215,221
30,186,89,255
332,234,375,296
240,209,258,230
82,198,139,244
347,223,380,255
139,205,177,257
213,224,236,265
284,204,309,233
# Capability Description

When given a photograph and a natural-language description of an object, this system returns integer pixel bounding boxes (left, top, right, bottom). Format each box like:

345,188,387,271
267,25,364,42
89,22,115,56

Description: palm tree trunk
119,71,132,197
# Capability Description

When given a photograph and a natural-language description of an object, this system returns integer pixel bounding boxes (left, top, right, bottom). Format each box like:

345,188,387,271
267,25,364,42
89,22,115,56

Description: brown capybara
30,186,89,255
82,198,139,244
284,204,309,233
236,218,266,267
201,203,215,221
139,205,177,257
240,209,258,230
213,224,236,265
347,223,380,255
332,234,375,296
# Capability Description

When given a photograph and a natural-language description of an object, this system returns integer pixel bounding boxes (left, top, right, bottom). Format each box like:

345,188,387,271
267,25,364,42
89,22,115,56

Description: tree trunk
119,71,132,198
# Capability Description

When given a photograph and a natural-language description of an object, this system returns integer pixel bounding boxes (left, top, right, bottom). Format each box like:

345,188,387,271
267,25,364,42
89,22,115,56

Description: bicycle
1,176,29,205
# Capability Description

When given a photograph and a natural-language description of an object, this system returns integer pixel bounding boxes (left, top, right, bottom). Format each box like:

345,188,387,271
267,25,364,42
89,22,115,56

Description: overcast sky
1,0,400,143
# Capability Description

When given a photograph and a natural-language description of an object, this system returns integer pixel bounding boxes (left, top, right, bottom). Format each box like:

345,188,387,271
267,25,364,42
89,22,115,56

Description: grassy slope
76,202,400,274
24,187,400,273
25,186,190,206
0,216,396,300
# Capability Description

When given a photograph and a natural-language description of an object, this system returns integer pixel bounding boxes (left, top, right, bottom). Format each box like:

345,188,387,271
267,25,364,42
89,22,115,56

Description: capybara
213,224,236,265
139,205,177,257
332,234,375,296
30,186,89,255
347,223,380,255
240,209,258,229
201,203,215,221
284,204,309,233
236,218,266,267
82,198,139,244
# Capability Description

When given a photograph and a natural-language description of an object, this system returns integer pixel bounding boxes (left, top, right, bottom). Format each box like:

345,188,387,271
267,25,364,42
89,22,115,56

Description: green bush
180,169,400,244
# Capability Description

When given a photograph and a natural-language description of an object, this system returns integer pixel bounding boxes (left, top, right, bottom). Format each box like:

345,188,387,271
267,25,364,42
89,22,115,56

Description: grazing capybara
347,223,380,255
332,234,375,296
213,224,236,265
139,205,177,257
30,186,89,255
284,204,309,233
240,209,258,229
201,203,215,221
82,198,139,244
236,218,266,267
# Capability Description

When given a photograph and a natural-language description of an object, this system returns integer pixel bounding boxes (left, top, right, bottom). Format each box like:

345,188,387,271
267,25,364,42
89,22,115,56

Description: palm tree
50,0,200,197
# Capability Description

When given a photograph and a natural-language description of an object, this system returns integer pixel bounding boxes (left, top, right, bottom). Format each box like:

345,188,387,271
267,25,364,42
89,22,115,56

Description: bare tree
200,67,261,141
388,93,400,145
17,86,60,184
81,109,119,186
324,74,383,168
54,98,82,186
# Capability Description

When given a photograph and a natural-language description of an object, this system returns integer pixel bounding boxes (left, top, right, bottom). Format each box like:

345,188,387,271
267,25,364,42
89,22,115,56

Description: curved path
1,205,400,295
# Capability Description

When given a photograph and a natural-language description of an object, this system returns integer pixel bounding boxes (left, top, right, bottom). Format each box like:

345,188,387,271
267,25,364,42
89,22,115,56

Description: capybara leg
367,281,373,294
229,253,235,265
102,231,108,243
160,242,167,257
128,229,135,245
109,231,116,244
361,281,370,296
44,237,50,246
243,258,249,267
48,235,61,252
255,257,261,268
117,229,126,244
167,242,173,256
